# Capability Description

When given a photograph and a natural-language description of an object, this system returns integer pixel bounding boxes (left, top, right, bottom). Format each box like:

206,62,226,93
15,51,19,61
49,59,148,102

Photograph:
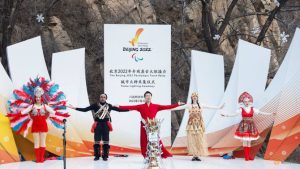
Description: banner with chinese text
104,24,171,153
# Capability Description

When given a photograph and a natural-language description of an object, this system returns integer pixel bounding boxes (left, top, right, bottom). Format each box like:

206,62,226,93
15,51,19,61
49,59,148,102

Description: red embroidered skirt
234,118,259,141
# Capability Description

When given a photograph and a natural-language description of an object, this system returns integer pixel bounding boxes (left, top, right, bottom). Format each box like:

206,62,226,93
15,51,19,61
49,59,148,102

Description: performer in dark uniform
68,93,128,161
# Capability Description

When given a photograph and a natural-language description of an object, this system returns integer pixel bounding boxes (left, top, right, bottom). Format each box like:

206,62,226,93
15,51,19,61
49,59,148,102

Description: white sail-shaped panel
51,48,94,143
256,28,300,131
7,36,49,87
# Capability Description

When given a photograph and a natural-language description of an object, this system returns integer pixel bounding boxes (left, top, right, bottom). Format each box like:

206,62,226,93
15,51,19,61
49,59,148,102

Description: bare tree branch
255,0,288,44
218,0,239,36
176,0,191,68
201,0,215,53
0,0,24,74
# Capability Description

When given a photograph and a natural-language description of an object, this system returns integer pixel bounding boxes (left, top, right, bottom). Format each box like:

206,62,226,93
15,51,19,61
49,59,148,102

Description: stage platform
0,155,299,169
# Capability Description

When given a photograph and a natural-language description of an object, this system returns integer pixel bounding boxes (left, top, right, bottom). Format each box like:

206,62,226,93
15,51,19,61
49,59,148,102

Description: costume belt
242,117,253,121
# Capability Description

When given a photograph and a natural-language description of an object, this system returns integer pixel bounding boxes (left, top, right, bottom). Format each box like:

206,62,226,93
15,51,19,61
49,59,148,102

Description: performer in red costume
7,76,69,163
116,91,184,158
221,92,275,161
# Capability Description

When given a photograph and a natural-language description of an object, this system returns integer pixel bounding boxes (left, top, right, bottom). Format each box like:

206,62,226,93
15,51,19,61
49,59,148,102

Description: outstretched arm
118,105,140,111
157,102,182,111
110,104,129,112
254,108,276,116
171,104,190,111
45,104,70,117
21,106,33,115
45,104,56,115
202,103,225,110
74,104,95,112
221,108,241,117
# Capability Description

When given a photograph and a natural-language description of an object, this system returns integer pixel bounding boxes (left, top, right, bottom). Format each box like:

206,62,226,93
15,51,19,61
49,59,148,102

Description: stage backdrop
104,24,172,152
0,63,19,164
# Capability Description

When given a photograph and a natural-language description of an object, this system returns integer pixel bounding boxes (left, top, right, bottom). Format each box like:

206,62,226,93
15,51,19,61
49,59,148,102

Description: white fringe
234,135,259,141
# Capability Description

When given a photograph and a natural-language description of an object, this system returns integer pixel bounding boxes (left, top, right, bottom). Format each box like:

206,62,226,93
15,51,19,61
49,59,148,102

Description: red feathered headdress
238,92,253,103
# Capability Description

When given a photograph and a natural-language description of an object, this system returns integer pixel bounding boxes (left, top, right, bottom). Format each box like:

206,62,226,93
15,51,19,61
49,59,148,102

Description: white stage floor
0,155,299,169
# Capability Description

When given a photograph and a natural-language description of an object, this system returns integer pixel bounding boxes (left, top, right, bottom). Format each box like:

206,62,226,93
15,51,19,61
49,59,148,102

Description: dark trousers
93,121,110,158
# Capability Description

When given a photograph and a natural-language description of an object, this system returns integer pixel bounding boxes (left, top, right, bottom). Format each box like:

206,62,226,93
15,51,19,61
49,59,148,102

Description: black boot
93,144,100,161
195,157,201,161
102,144,110,161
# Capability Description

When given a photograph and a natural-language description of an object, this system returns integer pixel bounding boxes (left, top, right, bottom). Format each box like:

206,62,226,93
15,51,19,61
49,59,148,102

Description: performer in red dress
7,76,69,163
221,92,275,161
116,91,184,158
